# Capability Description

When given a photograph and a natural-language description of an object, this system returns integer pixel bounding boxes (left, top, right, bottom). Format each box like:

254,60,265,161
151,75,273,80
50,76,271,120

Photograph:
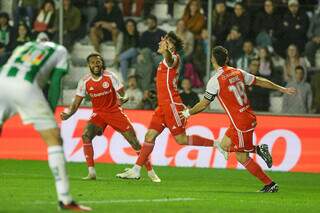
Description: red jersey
76,70,123,113
156,52,183,106
205,66,256,132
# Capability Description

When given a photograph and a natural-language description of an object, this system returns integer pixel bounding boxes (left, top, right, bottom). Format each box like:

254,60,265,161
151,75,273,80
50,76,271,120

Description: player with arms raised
181,46,296,192
116,32,227,180
0,34,91,211
60,53,160,182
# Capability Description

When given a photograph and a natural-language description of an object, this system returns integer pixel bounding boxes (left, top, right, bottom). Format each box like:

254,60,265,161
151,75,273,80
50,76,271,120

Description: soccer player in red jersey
180,46,296,192
61,53,160,182
116,32,227,180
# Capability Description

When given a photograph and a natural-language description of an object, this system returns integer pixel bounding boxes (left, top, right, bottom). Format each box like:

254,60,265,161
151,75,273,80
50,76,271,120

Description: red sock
136,142,154,167
83,143,94,167
136,151,152,171
188,135,213,146
242,158,272,185
228,145,257,153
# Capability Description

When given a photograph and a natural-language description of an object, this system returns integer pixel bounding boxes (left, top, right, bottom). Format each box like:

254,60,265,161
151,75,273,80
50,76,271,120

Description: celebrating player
60,53,161,182
180,46,296,192
116,32,227,180
0,33,91,211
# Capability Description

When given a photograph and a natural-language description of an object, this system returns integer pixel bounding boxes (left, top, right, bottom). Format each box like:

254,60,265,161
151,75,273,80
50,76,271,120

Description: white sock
147,169,156,175
48,145,73,204
133,164,141,173
88,167,96,175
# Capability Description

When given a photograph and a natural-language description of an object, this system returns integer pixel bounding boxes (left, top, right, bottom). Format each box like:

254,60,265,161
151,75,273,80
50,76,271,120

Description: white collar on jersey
91,75,102,82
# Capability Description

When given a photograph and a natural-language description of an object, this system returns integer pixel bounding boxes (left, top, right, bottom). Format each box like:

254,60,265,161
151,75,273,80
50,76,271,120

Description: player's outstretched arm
60,96,83,120
254,76,297,95
180,99,211,119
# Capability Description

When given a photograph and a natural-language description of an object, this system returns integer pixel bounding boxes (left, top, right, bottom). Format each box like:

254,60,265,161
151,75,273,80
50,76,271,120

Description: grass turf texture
0,160,319,213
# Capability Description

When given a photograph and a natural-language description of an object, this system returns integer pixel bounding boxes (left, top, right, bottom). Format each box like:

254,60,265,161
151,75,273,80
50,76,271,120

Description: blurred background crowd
0,0,320,115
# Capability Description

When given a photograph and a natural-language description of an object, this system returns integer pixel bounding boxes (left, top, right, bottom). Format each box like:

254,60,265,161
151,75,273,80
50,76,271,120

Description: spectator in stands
182,0,205,39
33,0,56,38
13,22,31,48
236,40,256,71
90,0,124,52
212,0,232,45
14,0,38,27
284,44,310,82
122,0,144,17
229,2,250,39
224,25,243,65
175,19,194,58
74,0,98,33
180,78,199,108
258,46,274,78
247,57,270,111
142,77,157,109
311,72,320,113
0,42,10,66
277,0,309,56
305,9,320,67
54,0,82,50
0,12,14,51
282,66,312,114
116,19,140,81
122,75,143,109
253,0,280,47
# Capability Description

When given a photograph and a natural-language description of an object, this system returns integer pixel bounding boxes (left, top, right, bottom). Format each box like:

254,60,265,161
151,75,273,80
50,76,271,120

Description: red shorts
225,125,255,152
149,103,186,136
89,109,133,132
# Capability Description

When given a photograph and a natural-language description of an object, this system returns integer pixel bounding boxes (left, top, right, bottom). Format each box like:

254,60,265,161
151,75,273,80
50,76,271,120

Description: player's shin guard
188,135,214,146
83,142,94,167
242,157,272,185
48,145,72,204
136,142,155,167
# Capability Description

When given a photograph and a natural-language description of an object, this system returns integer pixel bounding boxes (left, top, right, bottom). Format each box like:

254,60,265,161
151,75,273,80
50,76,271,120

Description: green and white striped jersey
0,41,69,88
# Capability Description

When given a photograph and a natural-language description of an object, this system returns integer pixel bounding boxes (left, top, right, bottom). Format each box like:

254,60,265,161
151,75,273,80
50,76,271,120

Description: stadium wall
0,107,319,173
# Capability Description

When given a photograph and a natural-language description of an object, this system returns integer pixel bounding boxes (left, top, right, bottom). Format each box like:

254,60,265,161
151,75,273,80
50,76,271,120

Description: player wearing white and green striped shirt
0,37,91,211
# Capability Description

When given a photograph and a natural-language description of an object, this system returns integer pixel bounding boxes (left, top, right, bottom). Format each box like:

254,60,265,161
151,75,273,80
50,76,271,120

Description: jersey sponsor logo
89,90,111,98
102,82,109,89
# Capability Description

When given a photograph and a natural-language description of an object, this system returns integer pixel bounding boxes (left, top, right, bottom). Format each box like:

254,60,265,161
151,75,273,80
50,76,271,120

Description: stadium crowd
0,0,320,114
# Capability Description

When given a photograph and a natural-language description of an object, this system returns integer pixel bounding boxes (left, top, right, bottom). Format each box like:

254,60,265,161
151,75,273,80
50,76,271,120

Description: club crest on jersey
89,87,94,91
102,82,109,89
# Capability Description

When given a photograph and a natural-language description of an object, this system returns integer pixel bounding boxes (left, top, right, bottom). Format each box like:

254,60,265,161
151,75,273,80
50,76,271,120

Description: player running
180,46,296,192
60,53,160,182
0,34,91,211
116,32,227,180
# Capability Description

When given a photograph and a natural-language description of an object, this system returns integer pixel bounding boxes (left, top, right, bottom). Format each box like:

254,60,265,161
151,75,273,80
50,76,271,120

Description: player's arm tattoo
189,98,212,116
163,49,174,67
68,95,83,116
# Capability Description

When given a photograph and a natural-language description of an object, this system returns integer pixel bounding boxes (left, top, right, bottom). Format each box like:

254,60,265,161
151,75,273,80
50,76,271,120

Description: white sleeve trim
76,79,86,97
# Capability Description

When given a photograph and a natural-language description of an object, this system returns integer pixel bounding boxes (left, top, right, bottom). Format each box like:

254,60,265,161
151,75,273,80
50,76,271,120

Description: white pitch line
23,198,199,205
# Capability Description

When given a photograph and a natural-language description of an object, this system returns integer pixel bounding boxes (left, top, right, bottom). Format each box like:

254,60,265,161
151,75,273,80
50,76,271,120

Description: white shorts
0,78,57,130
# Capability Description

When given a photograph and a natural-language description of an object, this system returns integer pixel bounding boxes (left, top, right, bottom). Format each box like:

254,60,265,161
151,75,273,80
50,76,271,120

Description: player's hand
280,87,297,95
60,112,72,120
179,109,191,120
119,97,129,105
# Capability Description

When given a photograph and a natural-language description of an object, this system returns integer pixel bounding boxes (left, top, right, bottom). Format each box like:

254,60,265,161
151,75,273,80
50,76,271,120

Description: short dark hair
212,46,229,66
249,56,260,65
147,15,157,23
86,53,105,68
166,31,183,51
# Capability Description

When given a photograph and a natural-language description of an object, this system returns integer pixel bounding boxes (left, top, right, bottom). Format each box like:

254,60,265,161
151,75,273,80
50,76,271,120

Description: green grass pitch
0,160,319,213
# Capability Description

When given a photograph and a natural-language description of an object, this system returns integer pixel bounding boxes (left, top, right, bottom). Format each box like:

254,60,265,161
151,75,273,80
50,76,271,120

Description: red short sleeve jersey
205,66,257,132
156,52,183,106
76,70,123,113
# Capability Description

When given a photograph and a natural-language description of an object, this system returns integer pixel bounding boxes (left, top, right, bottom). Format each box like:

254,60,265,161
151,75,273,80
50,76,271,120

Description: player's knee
175,135,187,145
236,152,249,164
82,132,93,143
144,132,156,144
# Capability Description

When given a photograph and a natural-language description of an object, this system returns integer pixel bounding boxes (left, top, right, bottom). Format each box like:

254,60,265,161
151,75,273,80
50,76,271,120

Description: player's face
158,36,174,54
88,56,104,76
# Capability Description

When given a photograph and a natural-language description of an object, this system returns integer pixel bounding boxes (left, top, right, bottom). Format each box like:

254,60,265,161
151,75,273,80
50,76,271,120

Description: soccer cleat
259,182,279,193
148,170,161,183
214,141,229,160
116,168,140,180
82,174,96,180
257,144,273,168
58,201,92,211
